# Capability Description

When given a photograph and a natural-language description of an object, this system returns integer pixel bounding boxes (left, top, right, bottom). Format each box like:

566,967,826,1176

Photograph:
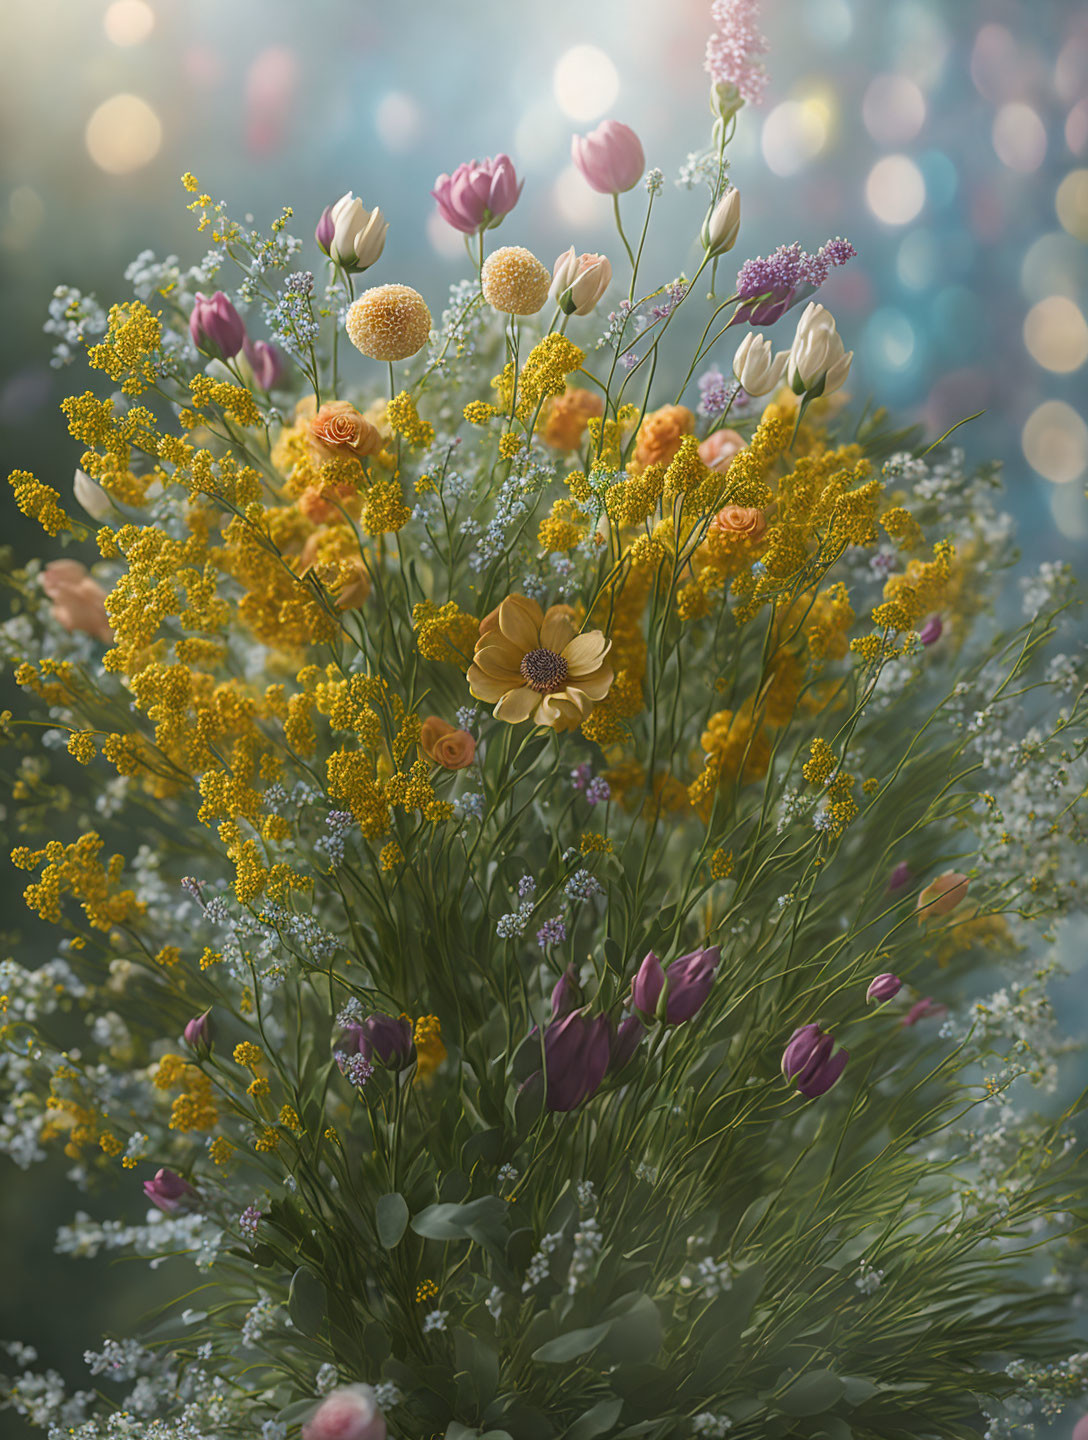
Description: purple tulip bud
243,337,285,391
631,951,665,1017
431,153,523,235
315,205,335,255
900,996,948,1028
348,1013,415,1070
183,1009,212,1051
782,1024,849,1099
608,1014,643,1074
918,613,943,646
866,973,901,1004
189,291,245,361
143,1167,197,1214
887,861,913,892
543,1011,610,1112
550,965,582,1019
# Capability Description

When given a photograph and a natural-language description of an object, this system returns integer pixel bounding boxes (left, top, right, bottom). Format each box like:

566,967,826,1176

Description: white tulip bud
732,332,787,396
709,80,744,124
73,468,112,521
330,193,389,273
701,187,741,259
786,302,854,398
550,247,612,317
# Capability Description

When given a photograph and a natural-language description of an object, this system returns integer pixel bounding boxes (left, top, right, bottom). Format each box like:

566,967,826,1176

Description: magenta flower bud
733,289,796,328
550,965,582,1019
918,613,943,646
315,204,335,255
543,1011,610,1112
183,1009,212,1051
243,337,285,391
571,120,645,194
143,1168,197,1214
431,153,523,235
608,1014,643,1074
353,1013,414,1070
631,950,665,1018
887,861,913,892
662,946,721,1023
188,291,245,361
303,1384,387,1440
782,1024,849,1099
866,973,902,1004
901,996,948,1028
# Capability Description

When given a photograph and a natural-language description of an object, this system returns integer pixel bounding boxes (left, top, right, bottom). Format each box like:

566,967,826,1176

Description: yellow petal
468,665,519,703
540,608,577,652
472,639,524,679
569,665,613,700
562,631,611,676
493,683,538,723
498,595,543,651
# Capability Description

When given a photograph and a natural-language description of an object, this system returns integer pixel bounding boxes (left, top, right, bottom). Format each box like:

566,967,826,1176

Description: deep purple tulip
632,947,721,1024
431,153,523,235
608,1015,643,1075
143,1168,197,1214
355,1013,414,1069
183,1009,212,1051
732,288,797,328
782,1024,849,1099
244,337,286,391
543,1012,611,1112
866,973,902,1004
550,965,582,1019
918,614,943,647
887,861,913,892
188,291,245,361
315,204,335,255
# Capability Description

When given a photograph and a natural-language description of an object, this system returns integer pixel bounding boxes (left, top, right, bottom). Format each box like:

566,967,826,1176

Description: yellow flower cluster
413,1014,446,1083
387,390,435,448
872,541,956,631
513,334,585,421
413,600,478,669
8,471,74,537
538,498,590,553
185,375,263,430
12,833,144,931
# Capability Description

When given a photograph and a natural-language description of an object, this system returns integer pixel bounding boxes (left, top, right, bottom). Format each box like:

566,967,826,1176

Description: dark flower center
520,647,569,693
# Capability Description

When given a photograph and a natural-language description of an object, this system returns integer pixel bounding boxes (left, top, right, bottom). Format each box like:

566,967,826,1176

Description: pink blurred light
246,46,299,156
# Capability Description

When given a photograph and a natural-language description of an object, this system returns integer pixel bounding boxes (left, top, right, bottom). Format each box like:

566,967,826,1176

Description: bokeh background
1,0,1086,1428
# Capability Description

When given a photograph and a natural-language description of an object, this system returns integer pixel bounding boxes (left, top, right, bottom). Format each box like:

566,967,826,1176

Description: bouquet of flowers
3,6,1087,1439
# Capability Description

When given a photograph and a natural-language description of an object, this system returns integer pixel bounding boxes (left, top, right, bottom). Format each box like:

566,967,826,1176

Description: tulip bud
702,187,741,259
866,973,902,1004
542,1011,611,1111
328,192,389,272
916,871,970,924
571,120,645,195
183,1009,212,1052
631,951,665,1019
243,337,286,392
551,247,612,317
732,332,787,396
302,1385,387,1440
901,996,948,1028
781,1024,848,1099
786,302,853,399
143,1168,198,1214
73,468,112,522
632,947,720,1025
431,154,523,235
608,1014,643,1075
710,80,744,124
188,291,246,362
918,614,943,646
550,965,583,1019
345,1013,415,1070
315,205,335,255
887,861,913,892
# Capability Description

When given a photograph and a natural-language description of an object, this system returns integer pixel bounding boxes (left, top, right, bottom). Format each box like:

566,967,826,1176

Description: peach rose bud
710,505,766,541
308,400,383,463
916,871,970,924
40,560,112,643
698,428,745,473
420,716,476,770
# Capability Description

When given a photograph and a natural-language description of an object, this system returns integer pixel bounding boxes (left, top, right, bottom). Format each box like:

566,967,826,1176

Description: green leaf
813,1419,853,1440
601,1294,662,1364
412,1203,472,1240
841,1376,880,1408
287,1265,326,1336
454,1328,500,1408
446,1425,479,1440
566,1398,624,1439
776,1370,845,1416
376,1192,409,1249
276,1398,318,1424
532,1320,613,1363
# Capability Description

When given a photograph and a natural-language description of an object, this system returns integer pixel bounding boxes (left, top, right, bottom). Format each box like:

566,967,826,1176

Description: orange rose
542,388,604,451
634,404,694,469
40,560,112,643
420,716,476,769
297,482,359,524
710,505,766,541
308,400,382,463
698,427,745,473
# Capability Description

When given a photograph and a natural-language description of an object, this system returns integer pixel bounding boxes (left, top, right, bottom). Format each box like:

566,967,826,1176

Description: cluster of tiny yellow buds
253,1125,280,1153
662,436,708,501
850,633,887,666
188,375,262,429
822,771,858,838
208,1136,233,1165
99,1132,124,1157
247,1076,271,1098
564,469,592,504
498,431,524,459
362,477,411,535
155,945,182,968
710,847,734,880
233,1041,264,1069
676,581,711,622
605,464,665,528
386,391,435,448
380,841,404,871
862,776,880,795
278,1105,302,1133
87,302,163,396
626,534,668,571
802,738,837,787
412,600,478,668
538,498,589,554
515,334,585,418
415,1279,439,1303
579,832,613,854
880,505,924,550
463,400,497,426
413,1014,446,1083
9,470,74,537
414,474,437,495
66,732,97,765
199,947,222,970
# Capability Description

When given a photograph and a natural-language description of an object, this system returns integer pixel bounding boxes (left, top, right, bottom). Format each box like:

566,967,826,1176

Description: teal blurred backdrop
1,0,1086,1427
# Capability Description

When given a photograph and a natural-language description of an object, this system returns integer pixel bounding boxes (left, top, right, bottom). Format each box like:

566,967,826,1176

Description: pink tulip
243,337,286,391
189,291,245,361
143,1168,197,1214
571,120,645,194
302,1385,387,1440
431,154,523,234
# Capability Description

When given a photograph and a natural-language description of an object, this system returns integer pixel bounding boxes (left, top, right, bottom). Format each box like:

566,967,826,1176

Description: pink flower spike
705,0,770,106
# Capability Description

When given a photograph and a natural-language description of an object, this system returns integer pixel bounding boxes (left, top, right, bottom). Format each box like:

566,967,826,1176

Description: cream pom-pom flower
467,594,613,730
345,284,432,361
481,246,552,316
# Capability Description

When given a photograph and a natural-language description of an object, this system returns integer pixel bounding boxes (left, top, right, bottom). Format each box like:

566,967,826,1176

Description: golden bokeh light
85,94,162,175
1022,399,1088,484
1023,296,1088,373
1056,169,1088,242
103,0,155,46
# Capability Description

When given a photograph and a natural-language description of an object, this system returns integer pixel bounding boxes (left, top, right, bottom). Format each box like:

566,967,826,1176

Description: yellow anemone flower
467,594,613,730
